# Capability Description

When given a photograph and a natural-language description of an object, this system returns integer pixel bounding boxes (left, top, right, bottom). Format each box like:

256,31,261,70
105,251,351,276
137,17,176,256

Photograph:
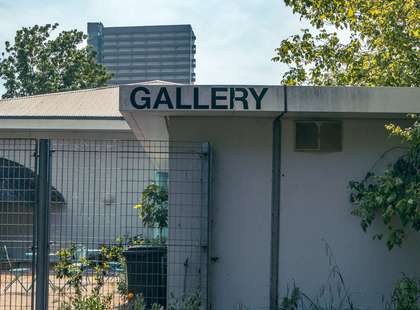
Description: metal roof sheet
0,80,178,119
0,86,120,119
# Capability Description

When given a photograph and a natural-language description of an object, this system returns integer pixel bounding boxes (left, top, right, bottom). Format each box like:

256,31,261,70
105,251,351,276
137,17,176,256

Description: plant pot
122,245,167,307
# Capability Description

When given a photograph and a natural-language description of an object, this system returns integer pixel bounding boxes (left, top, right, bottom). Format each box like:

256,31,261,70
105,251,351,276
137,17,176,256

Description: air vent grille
295,121,342,152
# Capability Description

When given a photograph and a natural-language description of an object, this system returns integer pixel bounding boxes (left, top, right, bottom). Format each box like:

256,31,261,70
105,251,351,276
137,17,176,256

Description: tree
0,23,112,99
272,0,419,86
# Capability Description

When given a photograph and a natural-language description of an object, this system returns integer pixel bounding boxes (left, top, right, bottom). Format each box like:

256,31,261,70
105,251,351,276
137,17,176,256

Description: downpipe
270,85,287,310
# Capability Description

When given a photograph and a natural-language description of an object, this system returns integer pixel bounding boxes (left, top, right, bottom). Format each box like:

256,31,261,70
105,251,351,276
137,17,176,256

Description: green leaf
273,0,419,87
348,115,420,249
0,23,112,98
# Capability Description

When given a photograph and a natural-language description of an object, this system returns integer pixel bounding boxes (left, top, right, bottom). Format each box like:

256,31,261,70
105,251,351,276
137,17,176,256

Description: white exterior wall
168,116,420,310
168,117,273,310
279,118,420,309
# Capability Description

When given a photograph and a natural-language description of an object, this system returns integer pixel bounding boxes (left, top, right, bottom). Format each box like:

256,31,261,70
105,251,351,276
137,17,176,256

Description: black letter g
130,87,151,109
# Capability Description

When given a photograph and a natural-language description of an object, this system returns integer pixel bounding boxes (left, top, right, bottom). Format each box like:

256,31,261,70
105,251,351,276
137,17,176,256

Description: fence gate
0,139,210,309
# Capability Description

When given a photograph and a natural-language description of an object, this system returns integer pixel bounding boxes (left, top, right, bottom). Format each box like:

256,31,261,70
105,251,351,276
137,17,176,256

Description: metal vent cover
295,121,342,152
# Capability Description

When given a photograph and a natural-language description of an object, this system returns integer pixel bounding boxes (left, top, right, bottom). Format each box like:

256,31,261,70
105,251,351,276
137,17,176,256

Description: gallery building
119,84,420,309
0,83,419,309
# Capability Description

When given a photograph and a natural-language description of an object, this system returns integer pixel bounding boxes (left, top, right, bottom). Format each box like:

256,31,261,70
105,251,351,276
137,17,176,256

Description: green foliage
0,23,112,98
388,275,420,310
60,294,113,310
279,285,302,310
272,0,420,86
349,115,420,250
116,255,128,298
127,294,163,310
134,184,168,242
279,242,359,310
168,291,201,310
116,234,164,247
55,244,124,310
125,291,200,310
54,242,202,310
280,275,420,310
131,295,147,310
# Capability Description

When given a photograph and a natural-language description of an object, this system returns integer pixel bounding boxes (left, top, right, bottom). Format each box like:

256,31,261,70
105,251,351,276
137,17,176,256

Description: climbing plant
349,115,420,250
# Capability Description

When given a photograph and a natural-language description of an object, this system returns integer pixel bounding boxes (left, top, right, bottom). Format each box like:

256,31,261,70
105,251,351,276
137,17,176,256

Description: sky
0,0,309,94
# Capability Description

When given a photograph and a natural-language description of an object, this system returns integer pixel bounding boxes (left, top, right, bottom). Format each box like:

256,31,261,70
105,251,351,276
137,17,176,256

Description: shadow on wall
0,157,65,258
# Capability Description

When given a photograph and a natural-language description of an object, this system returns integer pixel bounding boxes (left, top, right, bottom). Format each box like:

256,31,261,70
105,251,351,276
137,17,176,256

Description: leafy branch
349,115,420,250
273,0,419,86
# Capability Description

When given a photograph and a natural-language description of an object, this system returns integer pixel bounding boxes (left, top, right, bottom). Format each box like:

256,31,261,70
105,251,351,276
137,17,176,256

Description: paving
0,273,125,309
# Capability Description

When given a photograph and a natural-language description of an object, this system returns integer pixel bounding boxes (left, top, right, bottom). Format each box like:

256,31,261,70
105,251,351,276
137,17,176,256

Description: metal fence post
201,142,212,309
35,139,51,310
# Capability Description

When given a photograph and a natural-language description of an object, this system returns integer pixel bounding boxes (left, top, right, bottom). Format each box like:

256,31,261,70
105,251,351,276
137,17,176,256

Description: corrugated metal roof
0,80,179,119
125,80,182,85
0,86,121,119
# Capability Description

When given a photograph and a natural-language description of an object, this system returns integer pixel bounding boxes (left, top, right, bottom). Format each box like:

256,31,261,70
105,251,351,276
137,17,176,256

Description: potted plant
123,183,168,307
134,184,168,243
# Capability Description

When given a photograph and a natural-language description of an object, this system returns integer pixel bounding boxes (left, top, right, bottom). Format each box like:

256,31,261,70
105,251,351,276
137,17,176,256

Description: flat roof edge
119,84,420,115
0,116,124,120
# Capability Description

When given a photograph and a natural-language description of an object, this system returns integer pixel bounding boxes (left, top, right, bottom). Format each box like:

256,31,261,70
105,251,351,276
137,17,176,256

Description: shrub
54,244,124,310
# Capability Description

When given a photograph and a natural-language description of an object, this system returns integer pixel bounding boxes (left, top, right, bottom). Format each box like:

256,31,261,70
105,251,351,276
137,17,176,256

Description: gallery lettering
130,86,269,110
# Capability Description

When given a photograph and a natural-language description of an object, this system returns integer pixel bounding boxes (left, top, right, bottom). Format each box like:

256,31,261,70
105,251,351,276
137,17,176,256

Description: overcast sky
0,0,308,94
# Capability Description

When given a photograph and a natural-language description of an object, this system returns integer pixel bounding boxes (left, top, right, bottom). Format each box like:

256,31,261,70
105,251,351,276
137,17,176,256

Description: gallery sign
120,85,284,112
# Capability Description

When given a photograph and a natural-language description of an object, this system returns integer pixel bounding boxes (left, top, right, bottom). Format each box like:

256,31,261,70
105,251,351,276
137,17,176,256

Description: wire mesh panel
0,139,37,309
167,142,209,307
47,140,209,309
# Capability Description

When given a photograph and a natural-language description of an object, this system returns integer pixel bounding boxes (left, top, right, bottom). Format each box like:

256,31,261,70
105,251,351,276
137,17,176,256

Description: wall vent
295,121,342,152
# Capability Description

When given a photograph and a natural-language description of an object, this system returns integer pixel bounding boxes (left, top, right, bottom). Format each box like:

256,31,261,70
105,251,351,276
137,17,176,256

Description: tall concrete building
87,23,196,85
